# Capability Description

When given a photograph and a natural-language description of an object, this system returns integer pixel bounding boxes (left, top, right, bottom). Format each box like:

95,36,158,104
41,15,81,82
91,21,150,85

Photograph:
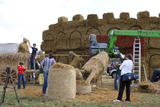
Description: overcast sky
0,0,159,49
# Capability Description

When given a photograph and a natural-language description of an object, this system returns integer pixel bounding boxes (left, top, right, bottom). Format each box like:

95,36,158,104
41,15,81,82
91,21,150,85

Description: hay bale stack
58,16,68,23
73,14,84,21
103,13,114,20
138,81,155,93
137,11,150,19
0,53,29,83
148,38,160,49
82,52,109,84
47,63,76,100
149,17,159,23
120,12,130,20
87,14,99,26
149,54,160,68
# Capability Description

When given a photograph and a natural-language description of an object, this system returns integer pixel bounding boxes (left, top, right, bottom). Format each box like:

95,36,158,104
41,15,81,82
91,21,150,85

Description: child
17,62,26,89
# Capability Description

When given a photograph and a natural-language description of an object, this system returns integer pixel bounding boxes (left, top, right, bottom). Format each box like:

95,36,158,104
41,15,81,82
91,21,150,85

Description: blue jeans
18,74,26,89
42,71,49,94
114,74,120,90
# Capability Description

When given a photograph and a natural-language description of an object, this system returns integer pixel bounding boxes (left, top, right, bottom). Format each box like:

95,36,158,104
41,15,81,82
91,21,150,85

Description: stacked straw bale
87,14,99,26
137,11,150,19
148,38,160,49
47,63,76,100
82,52,109,84
120,12,130,20
149,54,160,68
0,53,29,83
0,53,29,72
58,16,68,23
73,14,84,21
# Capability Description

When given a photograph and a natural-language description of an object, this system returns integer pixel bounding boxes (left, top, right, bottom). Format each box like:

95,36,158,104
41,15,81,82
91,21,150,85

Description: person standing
28,40,38,70
113,58,122,90
40,53,56,94
113,54,133,102
17,62,26,89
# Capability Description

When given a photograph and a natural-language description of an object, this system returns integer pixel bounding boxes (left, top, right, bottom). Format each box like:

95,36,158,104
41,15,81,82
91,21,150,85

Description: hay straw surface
0,53,29,72
51,63,74,70
138,81,155,93
47,63,76,100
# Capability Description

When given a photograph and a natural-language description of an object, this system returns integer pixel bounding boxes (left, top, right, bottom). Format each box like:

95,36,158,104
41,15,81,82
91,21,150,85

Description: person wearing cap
28,40,38,69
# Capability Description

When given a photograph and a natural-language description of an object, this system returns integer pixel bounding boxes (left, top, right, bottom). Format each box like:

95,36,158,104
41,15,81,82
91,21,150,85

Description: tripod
0,67,20,105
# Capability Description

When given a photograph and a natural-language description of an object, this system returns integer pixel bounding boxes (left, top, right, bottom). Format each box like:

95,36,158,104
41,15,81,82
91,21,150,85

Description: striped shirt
40,57,56,71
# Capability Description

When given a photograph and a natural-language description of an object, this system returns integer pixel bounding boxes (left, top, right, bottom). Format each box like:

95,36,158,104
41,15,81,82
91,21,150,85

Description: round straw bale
47,63,76,100
76,80,91,94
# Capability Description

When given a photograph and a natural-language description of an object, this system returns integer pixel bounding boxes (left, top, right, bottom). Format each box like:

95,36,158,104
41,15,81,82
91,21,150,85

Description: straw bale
69,53,84,68
120,12,130,20
153,81,160,94
75,68,83,80
0,53,29,83
76,82,91,94
148,38,160,49
86,14,98,26
149,54,160,68
73,14,84,21
36,54,45,62
127,18,137,24
137,11,150,19
18,42,29,54
149,17,159,23
103,13,114,20
82,52,109,84
47,63,76,100
138,81,155,93
58,16,68,23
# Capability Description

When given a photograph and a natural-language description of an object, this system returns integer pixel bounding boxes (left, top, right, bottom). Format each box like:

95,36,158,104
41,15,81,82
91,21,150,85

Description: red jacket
17,65,25,75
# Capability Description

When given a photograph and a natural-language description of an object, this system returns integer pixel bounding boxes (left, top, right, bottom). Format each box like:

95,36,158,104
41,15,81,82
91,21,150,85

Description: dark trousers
18,74,26,89
117,76,131,101
151,70,160,82
30,56,35,69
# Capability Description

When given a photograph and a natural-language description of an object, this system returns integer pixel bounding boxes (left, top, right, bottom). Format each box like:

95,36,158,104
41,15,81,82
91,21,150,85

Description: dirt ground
0,75,160,107
18,75,139,103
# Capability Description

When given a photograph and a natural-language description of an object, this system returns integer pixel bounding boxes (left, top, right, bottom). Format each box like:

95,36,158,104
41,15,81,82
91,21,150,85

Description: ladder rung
133,70,139,73
134,61,139,64
134,66,140,68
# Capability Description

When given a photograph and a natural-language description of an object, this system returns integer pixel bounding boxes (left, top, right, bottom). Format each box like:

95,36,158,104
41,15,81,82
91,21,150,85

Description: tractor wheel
0,70,17,84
